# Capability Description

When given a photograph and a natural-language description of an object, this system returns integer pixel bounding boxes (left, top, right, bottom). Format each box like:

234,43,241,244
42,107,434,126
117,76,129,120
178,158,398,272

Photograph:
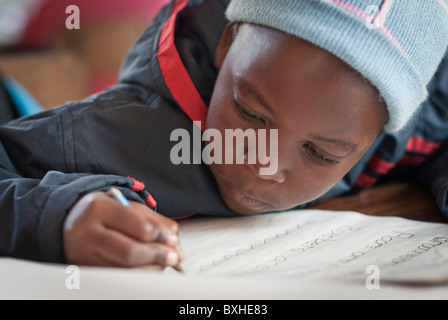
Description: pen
106,187,184,273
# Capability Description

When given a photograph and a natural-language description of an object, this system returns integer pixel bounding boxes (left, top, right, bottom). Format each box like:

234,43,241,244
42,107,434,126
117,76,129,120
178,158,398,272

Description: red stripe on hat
157,0,208,132
406,137,441,155
373,0,394,28
329,0,408,57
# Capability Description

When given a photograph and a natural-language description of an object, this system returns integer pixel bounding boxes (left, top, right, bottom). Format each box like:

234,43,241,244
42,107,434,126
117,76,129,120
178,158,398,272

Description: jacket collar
120,0,230,132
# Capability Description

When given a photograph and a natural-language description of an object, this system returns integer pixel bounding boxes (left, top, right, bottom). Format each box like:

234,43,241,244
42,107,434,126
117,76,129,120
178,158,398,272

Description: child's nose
258,168,287,183
244,152,287,183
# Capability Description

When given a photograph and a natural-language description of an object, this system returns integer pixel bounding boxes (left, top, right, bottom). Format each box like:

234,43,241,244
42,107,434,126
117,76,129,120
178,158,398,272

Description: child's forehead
233,24,367,84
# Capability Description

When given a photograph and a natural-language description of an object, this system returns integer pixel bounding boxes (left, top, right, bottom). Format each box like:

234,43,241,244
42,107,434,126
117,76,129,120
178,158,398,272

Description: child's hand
62,191,184,269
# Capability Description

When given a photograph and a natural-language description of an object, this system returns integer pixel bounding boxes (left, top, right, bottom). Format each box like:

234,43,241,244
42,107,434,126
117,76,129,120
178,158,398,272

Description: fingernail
166,234,178,246
166,252,179,266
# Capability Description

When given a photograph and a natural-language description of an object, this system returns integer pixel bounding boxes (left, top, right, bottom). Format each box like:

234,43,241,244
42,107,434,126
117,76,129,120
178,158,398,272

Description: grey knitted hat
226,0,448,131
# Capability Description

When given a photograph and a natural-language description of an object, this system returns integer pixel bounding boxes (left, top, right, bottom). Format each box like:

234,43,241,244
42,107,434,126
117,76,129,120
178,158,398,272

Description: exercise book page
177,210,448,283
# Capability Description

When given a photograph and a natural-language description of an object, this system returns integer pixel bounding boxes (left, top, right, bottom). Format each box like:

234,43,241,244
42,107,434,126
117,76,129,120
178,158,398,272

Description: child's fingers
63,191,184,267
128,201,185,259
132,201,180,243
144,214,185,262
98,194,179,245
94,227,180,268
108,202,185,261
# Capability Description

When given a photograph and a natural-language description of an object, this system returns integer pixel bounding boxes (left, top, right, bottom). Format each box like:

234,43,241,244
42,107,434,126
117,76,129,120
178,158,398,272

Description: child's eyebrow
235,76,276,117
310,135,359,155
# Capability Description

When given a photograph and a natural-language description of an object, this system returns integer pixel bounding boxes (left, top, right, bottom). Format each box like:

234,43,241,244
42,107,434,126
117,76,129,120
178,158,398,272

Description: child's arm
0,168,183,267
63,191,183,268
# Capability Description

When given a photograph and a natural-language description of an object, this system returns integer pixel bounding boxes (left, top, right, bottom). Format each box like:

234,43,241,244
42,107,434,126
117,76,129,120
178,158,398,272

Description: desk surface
311,183,448,223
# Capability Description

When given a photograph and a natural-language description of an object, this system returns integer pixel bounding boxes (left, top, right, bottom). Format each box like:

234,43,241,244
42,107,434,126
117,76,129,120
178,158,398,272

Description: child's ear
214,23,239,70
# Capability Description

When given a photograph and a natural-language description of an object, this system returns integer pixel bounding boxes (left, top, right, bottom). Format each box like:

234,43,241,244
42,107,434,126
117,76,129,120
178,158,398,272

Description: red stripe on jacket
406,136,441,155
399,155,427,166
398,137,441,166
128,177,145,192
129,177,194,220
157,0,208,132
355,172,378,188
356,136,443,187
366,155,396,175
128,177,158,209
355,155,396,187
151,0,209,220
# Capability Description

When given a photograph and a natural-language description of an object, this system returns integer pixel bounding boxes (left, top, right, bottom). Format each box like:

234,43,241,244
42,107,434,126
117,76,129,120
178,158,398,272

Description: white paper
1,256,448,300
178,210,448,283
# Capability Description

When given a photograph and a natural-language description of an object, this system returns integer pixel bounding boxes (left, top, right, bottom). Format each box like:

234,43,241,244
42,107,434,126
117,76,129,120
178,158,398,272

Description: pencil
106,187,184,273
106,187,131,206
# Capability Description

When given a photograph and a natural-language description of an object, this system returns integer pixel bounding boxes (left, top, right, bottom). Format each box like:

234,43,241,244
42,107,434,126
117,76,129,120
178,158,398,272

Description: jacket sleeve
0,83,235,265
0,168,148,263
0,92,157,263
419,144,448,216
418,53,448,217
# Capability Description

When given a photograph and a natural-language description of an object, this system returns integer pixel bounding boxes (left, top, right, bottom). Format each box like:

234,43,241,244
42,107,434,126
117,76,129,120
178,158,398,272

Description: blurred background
0,0,170,114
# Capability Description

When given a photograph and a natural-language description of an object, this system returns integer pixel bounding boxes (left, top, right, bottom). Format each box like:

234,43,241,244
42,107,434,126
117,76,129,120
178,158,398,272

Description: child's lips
223,178,271,210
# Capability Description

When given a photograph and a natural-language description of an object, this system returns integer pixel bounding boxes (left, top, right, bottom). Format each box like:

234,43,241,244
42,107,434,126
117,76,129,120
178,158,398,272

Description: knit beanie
226,0,448,132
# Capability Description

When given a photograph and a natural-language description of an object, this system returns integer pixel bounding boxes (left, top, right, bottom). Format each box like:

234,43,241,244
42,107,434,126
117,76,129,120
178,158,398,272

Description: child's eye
303,143,341,166
232,97,267,125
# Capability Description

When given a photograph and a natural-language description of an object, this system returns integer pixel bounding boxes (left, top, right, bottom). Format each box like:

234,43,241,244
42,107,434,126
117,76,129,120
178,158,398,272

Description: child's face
206,24,388,215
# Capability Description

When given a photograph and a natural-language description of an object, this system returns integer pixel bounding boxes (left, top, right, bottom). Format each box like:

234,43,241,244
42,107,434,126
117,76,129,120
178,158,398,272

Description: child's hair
226,0,448,132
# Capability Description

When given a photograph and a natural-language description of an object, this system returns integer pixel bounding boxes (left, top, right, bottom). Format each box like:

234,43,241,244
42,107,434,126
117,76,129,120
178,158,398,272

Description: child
0,0,447,269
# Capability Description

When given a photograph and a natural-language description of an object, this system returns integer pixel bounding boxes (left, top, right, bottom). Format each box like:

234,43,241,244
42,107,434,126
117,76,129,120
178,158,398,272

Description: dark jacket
0,0,447,264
